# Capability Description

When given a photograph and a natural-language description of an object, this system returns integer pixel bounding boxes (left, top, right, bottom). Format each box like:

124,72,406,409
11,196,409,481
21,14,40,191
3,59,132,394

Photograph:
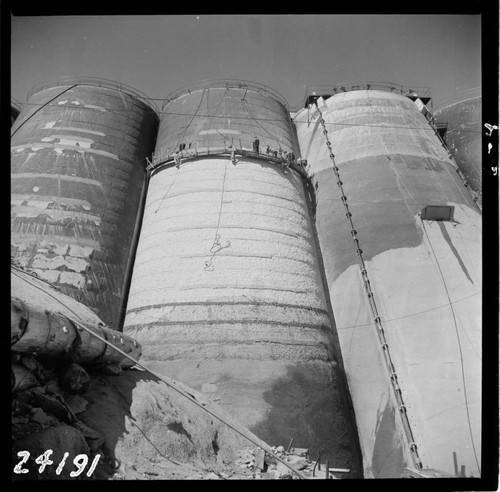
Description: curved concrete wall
295,90,481,478
124,82,362,475
434,94,481,201
11,81,159,328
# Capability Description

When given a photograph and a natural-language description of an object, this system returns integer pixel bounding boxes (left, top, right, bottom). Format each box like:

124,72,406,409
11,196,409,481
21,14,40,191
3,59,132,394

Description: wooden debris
11,266,142,369
254,448,266,471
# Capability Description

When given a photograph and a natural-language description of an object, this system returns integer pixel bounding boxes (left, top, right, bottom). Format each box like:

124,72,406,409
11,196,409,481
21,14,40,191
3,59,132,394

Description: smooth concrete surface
124,156,362,475
295,90,481,477
11,83,158,327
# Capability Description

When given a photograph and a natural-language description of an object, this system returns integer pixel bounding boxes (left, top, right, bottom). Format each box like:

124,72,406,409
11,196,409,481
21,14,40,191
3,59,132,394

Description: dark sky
11,14,481,108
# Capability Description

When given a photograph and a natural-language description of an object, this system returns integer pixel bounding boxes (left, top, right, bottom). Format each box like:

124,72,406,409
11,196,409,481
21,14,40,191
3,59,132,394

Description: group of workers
160,136,308,172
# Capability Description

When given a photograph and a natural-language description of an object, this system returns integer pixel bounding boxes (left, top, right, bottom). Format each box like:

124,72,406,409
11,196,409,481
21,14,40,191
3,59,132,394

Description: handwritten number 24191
14,450,100,477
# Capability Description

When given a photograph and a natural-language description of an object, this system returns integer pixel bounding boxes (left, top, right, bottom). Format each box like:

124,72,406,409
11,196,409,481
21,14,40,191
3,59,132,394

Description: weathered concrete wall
124,81,362,475
295,90,481,478
155,82,300,158
434,94,481,200
11,81,159,328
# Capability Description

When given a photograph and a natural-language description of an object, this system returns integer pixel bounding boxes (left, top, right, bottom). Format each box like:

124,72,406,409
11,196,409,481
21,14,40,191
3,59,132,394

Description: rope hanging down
205,160,231,271
313,98,424,471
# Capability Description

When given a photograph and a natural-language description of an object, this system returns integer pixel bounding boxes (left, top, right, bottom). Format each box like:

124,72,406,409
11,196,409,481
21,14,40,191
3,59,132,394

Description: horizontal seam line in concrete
166,167,301,184
131,264,320,281
312,153,460,174
11,233,100,247
11,143,119,161
12,207,101,221
153,171,297,190
147,187,303,207
135,252,316,267
139,340,328,348
142,210,308,231
136,234,315,256
126,319,331,331
126,300,329,315
162,162,294,179
145,202,309,222
11,172,104,188
141,224,306,240
130,284,311,294
11,193,94,207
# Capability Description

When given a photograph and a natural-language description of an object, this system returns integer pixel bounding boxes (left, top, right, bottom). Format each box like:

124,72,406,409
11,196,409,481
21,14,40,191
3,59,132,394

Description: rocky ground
12,353,342,481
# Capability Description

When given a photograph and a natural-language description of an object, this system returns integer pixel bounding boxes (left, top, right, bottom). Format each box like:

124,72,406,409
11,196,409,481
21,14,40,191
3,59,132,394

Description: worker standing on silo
228,142,236,165
173,150,181,168
253,136,260,154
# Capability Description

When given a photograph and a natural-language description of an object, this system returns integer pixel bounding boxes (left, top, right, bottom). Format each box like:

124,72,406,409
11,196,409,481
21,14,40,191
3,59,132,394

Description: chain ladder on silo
313,100,424,471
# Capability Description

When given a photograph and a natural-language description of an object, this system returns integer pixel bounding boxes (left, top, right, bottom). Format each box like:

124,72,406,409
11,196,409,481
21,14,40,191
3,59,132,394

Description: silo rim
26,76,160,115
161,78,291,111
293,81,432,110
11,97,22,112
432,87,481,112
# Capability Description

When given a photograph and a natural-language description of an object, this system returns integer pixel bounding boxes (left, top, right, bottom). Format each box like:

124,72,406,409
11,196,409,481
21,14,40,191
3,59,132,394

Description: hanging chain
313,99,424,470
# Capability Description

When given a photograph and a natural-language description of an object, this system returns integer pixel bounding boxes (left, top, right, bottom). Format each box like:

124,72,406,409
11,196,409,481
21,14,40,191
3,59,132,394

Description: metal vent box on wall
420,205,455,221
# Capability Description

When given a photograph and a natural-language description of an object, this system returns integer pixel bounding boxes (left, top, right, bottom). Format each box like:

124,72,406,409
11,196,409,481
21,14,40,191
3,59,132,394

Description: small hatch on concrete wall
420,205,455,221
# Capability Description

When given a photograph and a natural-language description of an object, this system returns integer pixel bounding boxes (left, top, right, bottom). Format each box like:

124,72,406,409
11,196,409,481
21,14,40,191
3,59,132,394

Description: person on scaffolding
282,150,289,174
228,141,236,165
253,136,260,155
173,150,181,169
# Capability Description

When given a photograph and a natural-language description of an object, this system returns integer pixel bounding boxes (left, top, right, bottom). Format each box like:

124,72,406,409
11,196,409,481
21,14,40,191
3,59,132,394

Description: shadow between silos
247,363,364,479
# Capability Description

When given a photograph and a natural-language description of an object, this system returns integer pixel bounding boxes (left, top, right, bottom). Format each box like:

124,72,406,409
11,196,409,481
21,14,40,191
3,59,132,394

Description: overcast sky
11,14,481,109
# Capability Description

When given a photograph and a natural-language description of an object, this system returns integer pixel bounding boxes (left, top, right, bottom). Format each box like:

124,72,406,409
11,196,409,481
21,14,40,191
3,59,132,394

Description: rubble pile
197,445,348,480
12,354,347,481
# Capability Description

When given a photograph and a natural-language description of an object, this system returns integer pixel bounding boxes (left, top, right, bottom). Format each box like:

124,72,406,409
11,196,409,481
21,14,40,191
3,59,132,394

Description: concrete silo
11,77,159,328
294,84,481,478
124,79,363,475
433,88,482,204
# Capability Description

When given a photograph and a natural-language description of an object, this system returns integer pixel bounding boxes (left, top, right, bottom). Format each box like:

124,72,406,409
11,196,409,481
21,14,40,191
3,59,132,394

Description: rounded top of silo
433,87,481,112
26,76,160,114
161,78,291,111
294,81,432,110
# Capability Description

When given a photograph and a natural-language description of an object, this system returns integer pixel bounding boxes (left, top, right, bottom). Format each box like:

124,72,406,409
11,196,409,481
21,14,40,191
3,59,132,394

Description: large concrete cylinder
124,80,362,475
11,78,159,328
433,89,482,202
295,89,481,478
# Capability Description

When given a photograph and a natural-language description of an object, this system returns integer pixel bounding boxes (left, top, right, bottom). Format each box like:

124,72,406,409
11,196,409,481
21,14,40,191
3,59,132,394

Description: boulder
60,363,90,394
